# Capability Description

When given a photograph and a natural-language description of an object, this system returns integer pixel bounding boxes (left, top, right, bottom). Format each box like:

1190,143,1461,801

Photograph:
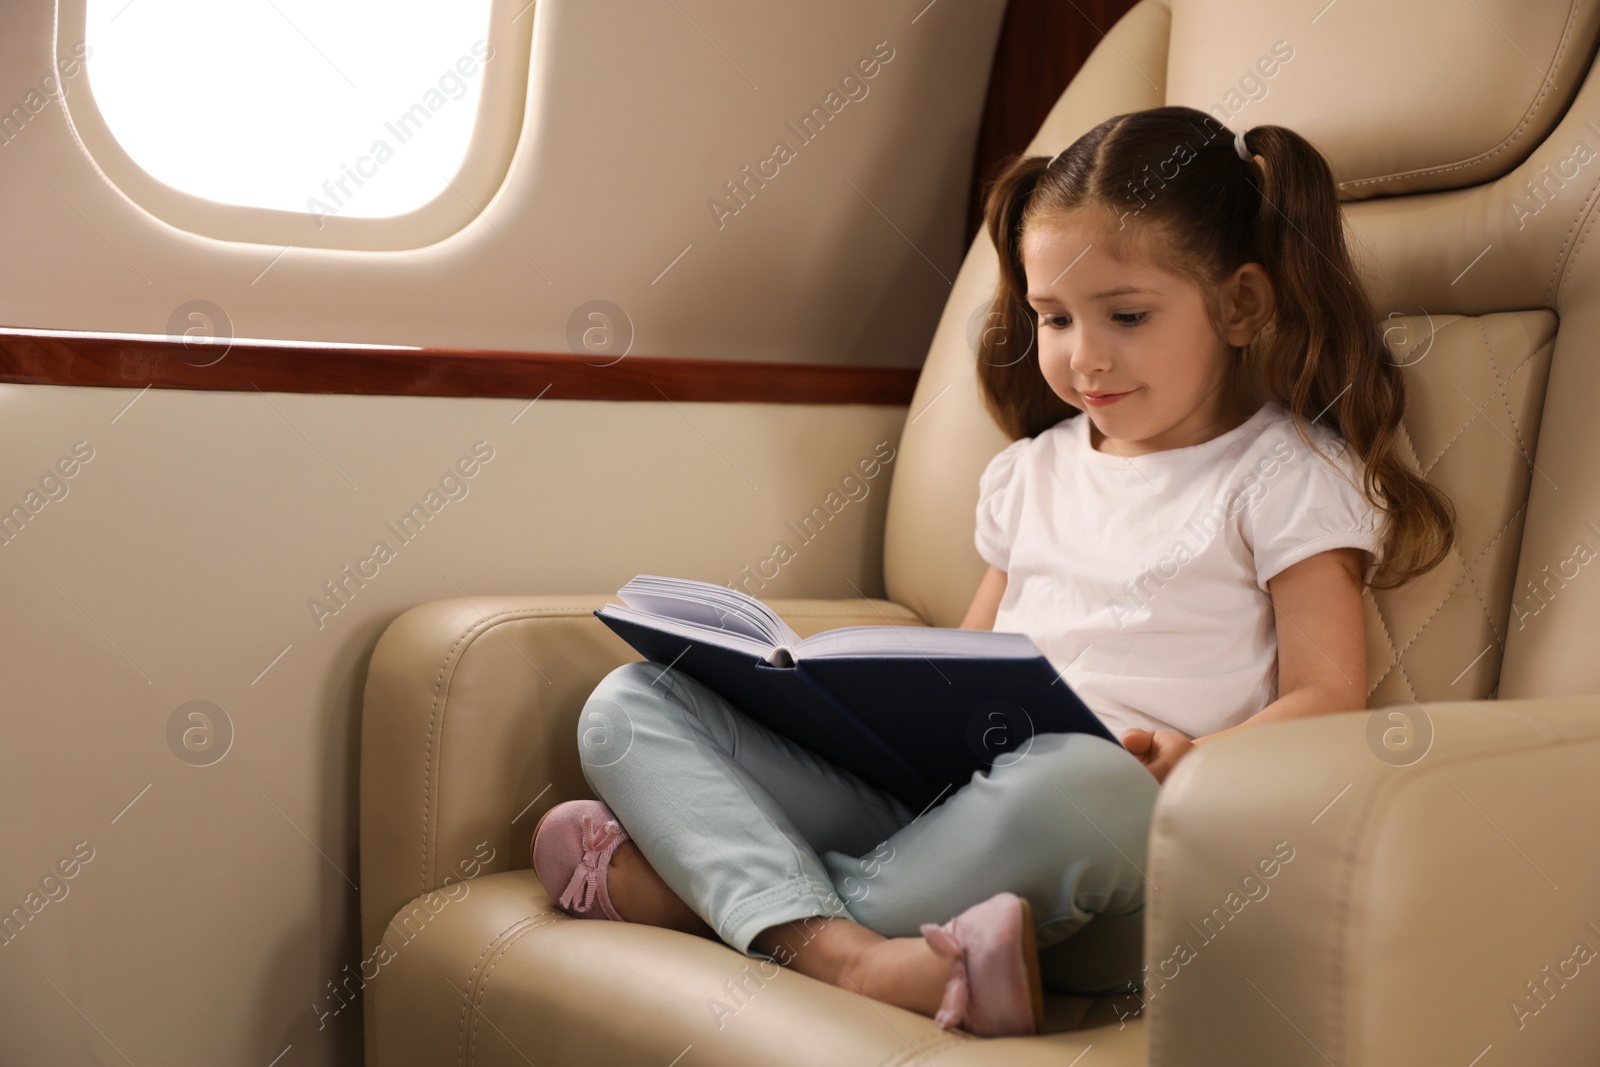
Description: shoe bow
558,813,629,914
920,920,971,1031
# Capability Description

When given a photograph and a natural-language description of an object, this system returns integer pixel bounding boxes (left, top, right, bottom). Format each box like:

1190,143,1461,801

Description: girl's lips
1082,390,1133,407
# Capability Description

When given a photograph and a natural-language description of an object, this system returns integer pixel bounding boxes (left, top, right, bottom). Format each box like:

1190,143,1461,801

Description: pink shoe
531,799,632,921
919,891,1044,1037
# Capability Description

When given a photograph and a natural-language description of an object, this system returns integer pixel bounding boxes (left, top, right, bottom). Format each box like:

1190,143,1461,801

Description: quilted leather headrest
1165,0,1600,199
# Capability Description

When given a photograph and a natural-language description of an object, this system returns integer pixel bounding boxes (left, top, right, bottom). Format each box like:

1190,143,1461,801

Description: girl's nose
1068,334,1111,373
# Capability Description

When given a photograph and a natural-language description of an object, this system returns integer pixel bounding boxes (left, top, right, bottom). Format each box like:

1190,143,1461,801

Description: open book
593,575,1119,811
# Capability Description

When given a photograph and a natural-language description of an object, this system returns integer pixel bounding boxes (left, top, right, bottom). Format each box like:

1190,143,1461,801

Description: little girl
531,105,1455,1039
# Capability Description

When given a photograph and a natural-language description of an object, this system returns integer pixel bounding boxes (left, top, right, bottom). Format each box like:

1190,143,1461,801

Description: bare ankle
835,938,876,995
843,937,954,1018
752,919,952,1018
754,916,881,988
606,841,715,938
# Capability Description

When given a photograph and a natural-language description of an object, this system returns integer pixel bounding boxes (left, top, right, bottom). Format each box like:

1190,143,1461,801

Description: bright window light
85,0,495,220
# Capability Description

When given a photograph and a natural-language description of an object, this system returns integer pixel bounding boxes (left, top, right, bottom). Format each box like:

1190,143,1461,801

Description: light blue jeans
577,659,1160,995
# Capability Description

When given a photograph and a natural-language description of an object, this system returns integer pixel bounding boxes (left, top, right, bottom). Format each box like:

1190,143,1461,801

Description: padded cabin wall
0,3,1007,1066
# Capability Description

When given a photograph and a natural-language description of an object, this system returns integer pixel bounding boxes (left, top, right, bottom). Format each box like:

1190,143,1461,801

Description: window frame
58,0,534,251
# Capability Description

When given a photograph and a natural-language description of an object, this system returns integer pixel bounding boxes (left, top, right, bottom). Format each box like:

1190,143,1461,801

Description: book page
793,625,1043,660
597,604,775,659
617,574,796,645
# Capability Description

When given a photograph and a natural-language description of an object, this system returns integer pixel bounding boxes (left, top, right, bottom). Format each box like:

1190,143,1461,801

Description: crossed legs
576,660,1157,1016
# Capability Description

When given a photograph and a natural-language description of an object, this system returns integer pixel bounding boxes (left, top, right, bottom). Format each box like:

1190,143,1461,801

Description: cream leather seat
359,1,1600,1062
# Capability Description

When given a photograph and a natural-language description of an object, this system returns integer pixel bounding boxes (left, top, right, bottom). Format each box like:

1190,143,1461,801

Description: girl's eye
1036,311,1146,328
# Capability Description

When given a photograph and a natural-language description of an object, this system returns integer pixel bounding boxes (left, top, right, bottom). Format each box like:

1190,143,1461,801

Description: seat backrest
883,0,1600,704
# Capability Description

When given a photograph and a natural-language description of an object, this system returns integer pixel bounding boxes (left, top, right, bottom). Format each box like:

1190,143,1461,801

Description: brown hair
975,104,1453,590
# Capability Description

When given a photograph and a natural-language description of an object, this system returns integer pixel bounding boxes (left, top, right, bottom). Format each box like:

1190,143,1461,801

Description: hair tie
1234,127,1253,161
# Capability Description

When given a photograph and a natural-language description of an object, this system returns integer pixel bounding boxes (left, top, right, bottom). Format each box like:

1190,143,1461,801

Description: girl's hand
1120,728,1196,784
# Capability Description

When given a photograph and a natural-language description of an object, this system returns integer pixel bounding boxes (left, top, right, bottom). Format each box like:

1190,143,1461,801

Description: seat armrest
359,594,623,963
358,593,927,961
1143,694,1600,1067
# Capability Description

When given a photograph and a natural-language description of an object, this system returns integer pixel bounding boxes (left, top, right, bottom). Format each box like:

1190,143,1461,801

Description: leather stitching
1421,406,1474,479
1386,314,1540,652
457,917,535,1065
1459,557,1505,652
1473,318,1528,458
1393,640,1422,703
1310,732,1574,1061
1481,335,1552,471
1551,144,1600,304
418,606,622,897
1336,0,1580,192
872,1029,974,1064
421,616,511,898
457,910,964,1067
1471,500,1528,571
1365,591,1404,699
1497,334,1553,454
466,914,564,1065
1394,417,1423,475
1326,729,1594,1062
1461,500,1530,647
1412,315,1538,478
1403,317,1473,475
1376,314,1549,689
1498,333,1548,389
1390,558,1468,672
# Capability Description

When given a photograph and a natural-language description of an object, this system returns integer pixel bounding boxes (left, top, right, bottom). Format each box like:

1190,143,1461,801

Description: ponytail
1242,125,1455,589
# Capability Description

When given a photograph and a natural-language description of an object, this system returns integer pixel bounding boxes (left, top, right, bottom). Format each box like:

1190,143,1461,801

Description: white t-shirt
974,399,1386,742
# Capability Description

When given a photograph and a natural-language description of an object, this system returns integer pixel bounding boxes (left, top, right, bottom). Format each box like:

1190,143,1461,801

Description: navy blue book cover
594,609,1118,811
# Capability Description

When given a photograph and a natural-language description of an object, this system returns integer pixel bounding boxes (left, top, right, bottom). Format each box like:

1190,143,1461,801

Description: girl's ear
1222,262,1276,346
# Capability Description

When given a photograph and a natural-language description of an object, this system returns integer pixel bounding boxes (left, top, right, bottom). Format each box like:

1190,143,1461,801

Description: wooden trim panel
966,0,1143,243
0,329,921,405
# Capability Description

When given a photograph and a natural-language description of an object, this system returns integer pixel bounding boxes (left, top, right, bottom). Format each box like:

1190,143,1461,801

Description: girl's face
1019,214,1272,458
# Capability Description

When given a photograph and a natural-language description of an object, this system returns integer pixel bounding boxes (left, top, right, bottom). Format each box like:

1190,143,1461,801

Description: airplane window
84,0,495,221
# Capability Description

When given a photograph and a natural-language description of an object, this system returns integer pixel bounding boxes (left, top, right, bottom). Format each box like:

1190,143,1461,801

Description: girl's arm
1127,547,1367,781
1194,546,1369,748
961,565,1008,630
